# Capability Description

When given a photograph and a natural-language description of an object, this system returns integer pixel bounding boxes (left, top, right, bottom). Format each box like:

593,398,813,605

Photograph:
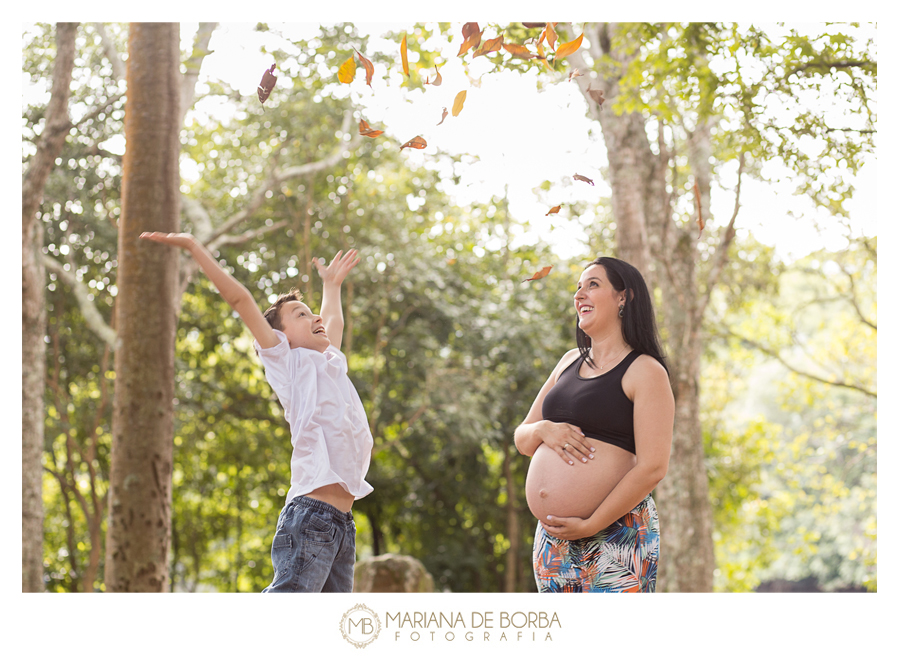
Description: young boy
140,232,373,592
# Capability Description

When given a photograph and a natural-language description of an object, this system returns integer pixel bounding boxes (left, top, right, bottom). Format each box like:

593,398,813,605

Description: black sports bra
541,350,641,454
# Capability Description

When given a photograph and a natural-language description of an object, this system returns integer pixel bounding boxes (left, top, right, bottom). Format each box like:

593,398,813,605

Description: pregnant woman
514,256,674,593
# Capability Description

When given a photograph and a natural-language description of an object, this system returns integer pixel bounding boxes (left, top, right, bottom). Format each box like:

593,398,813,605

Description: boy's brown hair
263,288,303,331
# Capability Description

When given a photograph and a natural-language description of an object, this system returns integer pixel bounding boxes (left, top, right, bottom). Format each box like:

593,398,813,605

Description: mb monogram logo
340,603,382,648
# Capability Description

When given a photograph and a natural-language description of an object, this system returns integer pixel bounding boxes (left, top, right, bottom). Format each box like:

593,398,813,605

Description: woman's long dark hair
576,256,668,372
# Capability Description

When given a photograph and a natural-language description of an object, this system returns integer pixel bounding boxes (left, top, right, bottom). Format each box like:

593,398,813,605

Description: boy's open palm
140,232,197,251
314,249,360,286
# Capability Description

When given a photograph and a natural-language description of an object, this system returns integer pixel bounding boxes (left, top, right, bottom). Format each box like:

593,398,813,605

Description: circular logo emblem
340,603,381,648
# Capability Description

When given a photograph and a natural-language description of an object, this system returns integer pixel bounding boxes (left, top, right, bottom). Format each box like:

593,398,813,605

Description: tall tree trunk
569,23,716,591
104,23,181,592
21,22,78,593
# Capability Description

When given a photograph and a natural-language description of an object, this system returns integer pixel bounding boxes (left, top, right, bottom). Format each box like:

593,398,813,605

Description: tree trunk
21,22,78,593
104,23,181,592
570,23,716,591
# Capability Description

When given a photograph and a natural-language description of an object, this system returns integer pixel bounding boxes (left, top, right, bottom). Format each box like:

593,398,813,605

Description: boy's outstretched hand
140,232,198,251
314,249,360,287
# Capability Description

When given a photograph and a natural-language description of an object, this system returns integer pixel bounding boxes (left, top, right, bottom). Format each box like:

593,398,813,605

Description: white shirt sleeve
254,330,296,408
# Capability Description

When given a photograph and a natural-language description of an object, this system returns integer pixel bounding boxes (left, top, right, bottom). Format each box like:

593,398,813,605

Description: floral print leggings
533,494,659,593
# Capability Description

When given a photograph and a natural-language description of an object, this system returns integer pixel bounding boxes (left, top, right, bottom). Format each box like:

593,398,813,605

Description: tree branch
93,23,126,82
718,328,876,398
43,255,117,348
180,22,218,127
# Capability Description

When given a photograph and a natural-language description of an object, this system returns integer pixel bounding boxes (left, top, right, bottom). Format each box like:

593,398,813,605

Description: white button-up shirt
255,330,374,503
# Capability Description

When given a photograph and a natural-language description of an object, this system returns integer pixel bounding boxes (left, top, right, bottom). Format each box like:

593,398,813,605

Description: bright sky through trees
172,21,877,262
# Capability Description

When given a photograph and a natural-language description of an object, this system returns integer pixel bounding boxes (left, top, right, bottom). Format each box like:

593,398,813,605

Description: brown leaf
502,43,535,59
452,90,467,117
555,32,584,59
338,56,356,84
587,86,606,108
400,135,427,150
573,173,594,186
458,28,483,56
521,22,546,28
568,68,583,81
462,22,480,39
425,65,443,86
257,64,277,104
474,34,504,57
694,180,705,234
546,205,561,216
359,119,384,138
401,34,410,77
437,107,449,126
356,51,375,87
523,265,553,282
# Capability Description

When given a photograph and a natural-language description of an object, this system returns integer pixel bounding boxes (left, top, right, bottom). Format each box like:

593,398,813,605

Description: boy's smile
280,300,330,352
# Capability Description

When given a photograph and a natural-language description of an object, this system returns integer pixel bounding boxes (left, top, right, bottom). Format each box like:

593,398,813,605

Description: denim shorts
262,495,356,593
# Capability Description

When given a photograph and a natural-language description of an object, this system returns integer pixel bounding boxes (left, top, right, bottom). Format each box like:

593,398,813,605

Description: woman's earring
618,304,625,318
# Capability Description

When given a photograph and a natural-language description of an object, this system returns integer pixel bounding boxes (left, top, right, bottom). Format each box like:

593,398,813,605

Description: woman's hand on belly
541,515,593,541
537,420,595,465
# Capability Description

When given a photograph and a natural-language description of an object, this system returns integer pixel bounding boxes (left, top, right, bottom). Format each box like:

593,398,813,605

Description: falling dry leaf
542,24,558,50
257,64,277,104
535,40,552,71
401,34,410,77
400,135,427,150
568,69,584,81
447,257,457,265
693,180,704,234
338,56,356,84
452,90,467,117
573,173,594,186
502,43,535,59
587,86,606,109
359,119,384,138
521,22,546,28
425,65,443,86
546,205,561,216
437,107,449,126
524,265,553,282
356,51,375,87
555,33,584,59
458,25,483,56
474,34,504,57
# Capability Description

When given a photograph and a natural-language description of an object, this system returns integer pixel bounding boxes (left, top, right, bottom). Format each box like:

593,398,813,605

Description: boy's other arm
314,249,360,353
140,232,280,349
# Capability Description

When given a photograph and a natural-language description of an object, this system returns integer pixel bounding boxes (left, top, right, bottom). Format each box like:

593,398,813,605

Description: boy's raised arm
314,249,360,353
141,232,280,349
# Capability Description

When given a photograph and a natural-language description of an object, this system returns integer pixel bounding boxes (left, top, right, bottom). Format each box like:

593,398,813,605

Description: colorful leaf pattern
533,495,659,593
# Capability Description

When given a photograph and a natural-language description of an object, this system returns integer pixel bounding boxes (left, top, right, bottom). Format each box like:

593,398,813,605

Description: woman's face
574,264,625,335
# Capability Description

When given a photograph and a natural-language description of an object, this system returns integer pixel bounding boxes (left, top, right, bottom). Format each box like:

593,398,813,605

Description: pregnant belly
525,441,635,521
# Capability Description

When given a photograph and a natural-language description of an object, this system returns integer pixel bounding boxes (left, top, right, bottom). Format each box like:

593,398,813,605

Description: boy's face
279,301,330,352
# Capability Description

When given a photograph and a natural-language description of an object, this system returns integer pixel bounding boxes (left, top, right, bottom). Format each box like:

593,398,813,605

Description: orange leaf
555,32,584,59
474,34,504,57
338,56,356,84
359,119,384,138
425,65,442,86
546,205,561,216
452,90,467,117
356,51,375,87
694,180,705,234
437,107,449,126
573,173,594,186
401,34,409,77
257,63,277,104
458,28,483,56
502,43,535,59
523,265,553,282
400,135,427,150
462,22,480,39
535,40,552,71
542,23,558,50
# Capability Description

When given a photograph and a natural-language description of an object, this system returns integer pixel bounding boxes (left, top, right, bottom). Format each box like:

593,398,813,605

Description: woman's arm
541,355,674,539
514,349,595,465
